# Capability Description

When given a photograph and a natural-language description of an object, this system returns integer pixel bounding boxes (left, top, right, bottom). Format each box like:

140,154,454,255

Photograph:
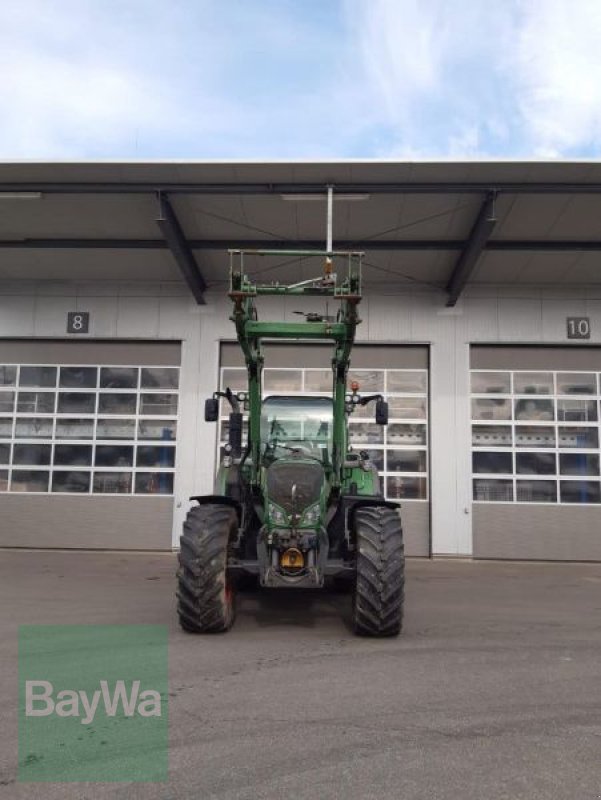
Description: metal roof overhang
2,160,601,305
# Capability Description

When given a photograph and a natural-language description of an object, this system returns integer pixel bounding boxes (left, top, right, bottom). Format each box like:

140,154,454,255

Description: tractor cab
260,395,333,467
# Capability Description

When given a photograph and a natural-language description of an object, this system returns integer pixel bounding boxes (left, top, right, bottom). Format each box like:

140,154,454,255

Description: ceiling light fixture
280,193,370,201
0,192,43,200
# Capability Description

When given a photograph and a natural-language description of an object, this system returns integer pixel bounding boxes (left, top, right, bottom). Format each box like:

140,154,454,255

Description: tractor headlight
268,503,287,524
302,503,320,525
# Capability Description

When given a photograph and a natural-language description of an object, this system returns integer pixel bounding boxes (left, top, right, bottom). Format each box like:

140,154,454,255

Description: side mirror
204,398,219,422
375,399,389,426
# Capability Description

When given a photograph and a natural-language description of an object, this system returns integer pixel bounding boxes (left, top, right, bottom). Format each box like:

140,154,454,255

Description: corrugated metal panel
0,496,173,550
220,342,428,369
470,345,601,370
0,339,181,365
473,505,601,561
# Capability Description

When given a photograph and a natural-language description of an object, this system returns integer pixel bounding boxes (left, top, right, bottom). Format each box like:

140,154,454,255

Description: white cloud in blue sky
1,0,601,158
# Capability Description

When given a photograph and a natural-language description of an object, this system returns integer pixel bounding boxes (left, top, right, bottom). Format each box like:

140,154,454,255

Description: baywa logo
19,625,168,783
25,679,162,725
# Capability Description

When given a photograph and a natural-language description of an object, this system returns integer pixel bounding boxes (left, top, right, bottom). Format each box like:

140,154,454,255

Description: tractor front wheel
177,504,237,633
353,506,405,637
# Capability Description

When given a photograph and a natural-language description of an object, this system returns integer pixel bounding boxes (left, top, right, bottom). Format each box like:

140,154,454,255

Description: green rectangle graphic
19,625,168,782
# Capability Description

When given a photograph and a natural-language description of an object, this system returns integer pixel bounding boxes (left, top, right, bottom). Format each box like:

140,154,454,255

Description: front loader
176,249,405,636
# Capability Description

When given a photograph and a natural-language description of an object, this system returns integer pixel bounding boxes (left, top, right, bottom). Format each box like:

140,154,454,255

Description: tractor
176,249,405,636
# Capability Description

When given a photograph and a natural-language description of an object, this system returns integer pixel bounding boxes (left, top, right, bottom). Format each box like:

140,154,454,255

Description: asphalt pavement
1,550,600,799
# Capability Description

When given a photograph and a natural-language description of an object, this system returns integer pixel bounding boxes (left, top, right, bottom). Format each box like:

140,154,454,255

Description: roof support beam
156,193,206,305
4,237,601,252
446,193,497,307
3,182,601,195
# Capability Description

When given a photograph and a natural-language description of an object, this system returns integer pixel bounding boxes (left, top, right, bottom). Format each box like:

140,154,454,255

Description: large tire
353,507,405,637
177,504,237,633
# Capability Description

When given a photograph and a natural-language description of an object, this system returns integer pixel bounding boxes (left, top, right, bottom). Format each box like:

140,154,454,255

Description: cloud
345,0,601,158
513,0,601,156
1,0,601,158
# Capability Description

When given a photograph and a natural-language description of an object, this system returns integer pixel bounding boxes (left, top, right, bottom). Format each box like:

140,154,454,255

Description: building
1,159,601,561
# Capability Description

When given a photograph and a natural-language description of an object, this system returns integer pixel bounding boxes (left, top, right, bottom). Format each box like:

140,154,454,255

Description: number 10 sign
566,317,591,340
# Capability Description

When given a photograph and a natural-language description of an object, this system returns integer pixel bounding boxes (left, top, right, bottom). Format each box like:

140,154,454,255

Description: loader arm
228,250,362,489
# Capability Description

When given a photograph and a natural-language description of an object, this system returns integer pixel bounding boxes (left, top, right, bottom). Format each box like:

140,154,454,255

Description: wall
1,278,600,554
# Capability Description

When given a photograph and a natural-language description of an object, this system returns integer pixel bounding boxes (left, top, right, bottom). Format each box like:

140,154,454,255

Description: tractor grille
266,460,324,513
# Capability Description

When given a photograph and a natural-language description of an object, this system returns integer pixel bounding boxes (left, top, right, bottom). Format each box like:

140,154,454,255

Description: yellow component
324,257,333,275
280,548,304,569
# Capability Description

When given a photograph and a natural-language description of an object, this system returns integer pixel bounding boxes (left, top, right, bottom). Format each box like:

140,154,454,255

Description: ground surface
1,551,600,799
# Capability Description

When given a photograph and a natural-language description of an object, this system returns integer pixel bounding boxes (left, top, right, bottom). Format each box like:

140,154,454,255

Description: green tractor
177,250,405,636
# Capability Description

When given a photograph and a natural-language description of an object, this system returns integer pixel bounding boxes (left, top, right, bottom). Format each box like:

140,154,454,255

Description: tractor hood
265,458,325,514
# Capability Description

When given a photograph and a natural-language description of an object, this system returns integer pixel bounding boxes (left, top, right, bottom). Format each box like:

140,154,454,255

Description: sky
1,0,601,160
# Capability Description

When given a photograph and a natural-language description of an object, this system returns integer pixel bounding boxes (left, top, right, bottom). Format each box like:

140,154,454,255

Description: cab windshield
260,396,333,462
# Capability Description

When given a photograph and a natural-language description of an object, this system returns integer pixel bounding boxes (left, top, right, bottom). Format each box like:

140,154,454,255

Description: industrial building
1,159,601,560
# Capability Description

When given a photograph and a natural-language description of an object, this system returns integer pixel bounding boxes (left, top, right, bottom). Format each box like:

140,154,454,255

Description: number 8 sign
67,312,90,334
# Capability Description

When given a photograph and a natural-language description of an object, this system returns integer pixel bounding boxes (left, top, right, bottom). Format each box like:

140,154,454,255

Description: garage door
0,340,180,550
471,346,601,561
219,342,430,556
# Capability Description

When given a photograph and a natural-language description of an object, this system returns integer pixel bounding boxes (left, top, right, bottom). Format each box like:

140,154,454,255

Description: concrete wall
2,279,601,554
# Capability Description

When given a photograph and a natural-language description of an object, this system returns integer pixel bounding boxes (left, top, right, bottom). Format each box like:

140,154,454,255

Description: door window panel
54,445,93,467
513,372,553,395
0,366,17,386
137,419,177,441
19,366,56,387
557,399,597,422
57,393,96,414
470,371,511,394
473,452,513,474
386,476,427,500
560,481,601,504
98,393,137,415
514,398,554,421
95,446,134,468
0,362,179,495
386,371,427,393
559,453,600,476
387,449,427,473
11,470,49,492
100,367,138,389
472,368,601,505
515,426,555,448
0,392,15,413
139,393,178,416
472,398,511,421
473,478,513,502
558,427,599,449
51,471,91,493
557,373,597,395
136,446,176,468
13,443,51,466
97,419,136,440
516,480,557,503
17,392,55,414
348,370,384,392
15,418,53,439
59,367,97,389
141,368,179,390
135,472,174,495
93,472,132,494
55,419,94,439
515,452,556,475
